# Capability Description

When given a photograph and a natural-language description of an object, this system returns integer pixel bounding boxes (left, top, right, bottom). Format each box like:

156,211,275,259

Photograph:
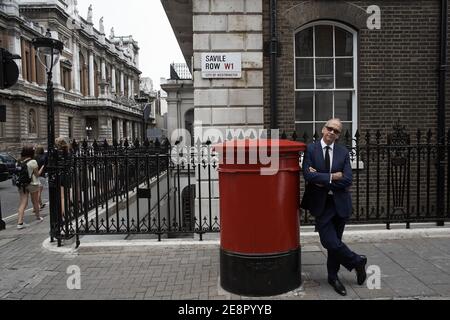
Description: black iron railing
53,123,450,246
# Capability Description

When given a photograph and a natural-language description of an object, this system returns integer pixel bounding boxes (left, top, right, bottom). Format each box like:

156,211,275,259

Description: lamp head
32,29,64,72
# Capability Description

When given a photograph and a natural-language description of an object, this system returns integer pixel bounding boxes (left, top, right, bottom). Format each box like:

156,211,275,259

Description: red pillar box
214,139,306,296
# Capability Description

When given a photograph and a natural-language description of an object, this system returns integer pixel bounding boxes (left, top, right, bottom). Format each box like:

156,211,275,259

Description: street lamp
32,29,64,246
86,126,93,140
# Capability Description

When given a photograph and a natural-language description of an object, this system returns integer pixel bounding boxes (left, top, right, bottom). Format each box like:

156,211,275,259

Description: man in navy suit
302,118,367,296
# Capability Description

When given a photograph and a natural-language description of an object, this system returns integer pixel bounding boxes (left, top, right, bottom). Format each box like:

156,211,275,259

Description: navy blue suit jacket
302,142,353,218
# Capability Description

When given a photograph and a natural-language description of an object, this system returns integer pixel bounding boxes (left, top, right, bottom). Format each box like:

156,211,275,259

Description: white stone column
111,67,116,93
89,52,95,96
120,72,124,96
72,40,81,93
10,32,22,80
128,78,132,98
130,78,134,98
134,52,139,69
53,58,61,87
101,60,106,81
127,121,132,140
117,119,123,140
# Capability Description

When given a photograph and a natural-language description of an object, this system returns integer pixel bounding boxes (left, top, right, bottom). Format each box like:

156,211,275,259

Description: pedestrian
55,137,70,220
301,118,367,296
16,145,43,230
35,145,48,209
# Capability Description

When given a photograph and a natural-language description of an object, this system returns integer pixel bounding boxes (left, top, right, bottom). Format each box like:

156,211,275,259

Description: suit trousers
315,195,360,280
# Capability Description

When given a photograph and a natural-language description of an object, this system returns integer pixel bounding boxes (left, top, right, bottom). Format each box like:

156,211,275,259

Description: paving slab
2,206,450,300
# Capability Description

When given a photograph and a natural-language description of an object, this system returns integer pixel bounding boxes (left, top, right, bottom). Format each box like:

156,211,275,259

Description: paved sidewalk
1,207,450,300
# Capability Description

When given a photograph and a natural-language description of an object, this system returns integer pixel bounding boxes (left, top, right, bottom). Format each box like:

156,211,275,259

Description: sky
76,0,185,90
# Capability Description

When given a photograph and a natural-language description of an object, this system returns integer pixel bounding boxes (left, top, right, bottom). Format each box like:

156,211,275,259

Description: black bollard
0,197,5,231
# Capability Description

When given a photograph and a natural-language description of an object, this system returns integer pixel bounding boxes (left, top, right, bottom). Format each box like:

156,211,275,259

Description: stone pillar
11,32,22,80
135,52,139,69
111,67,116,93
130,78,134,98
30,46,36,83
120,72,124,96
117,119,123,140
20,39,27,81
161,81,194,144
192,0,264,236
101,60,106,81
128,78,132,98
72,41,81,93
89,52,95,97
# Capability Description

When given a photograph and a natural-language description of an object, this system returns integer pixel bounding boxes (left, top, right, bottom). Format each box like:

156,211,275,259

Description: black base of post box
220,248,301,297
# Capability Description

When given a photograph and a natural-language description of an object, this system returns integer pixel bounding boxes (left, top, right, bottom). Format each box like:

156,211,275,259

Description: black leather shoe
355,255,367,285
328,278,347,296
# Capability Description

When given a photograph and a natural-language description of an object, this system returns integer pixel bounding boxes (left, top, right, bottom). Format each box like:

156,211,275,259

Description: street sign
0,48,21,89
201,53,242,79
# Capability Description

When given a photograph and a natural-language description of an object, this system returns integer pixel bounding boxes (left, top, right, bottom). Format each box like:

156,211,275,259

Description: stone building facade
0,0,144,155
161,0,450,227
162,0,450,141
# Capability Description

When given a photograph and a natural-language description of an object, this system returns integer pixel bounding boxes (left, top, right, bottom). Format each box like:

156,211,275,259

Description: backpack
12,159,32,189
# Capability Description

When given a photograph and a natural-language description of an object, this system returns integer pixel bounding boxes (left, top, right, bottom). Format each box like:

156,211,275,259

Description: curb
41,226,450,254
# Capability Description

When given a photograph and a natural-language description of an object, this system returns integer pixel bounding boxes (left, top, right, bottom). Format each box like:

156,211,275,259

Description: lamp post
86,126,93,140
32,30,64,246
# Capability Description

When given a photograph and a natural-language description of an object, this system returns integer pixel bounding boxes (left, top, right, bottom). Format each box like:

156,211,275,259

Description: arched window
294,21,357,139
28,108,37,135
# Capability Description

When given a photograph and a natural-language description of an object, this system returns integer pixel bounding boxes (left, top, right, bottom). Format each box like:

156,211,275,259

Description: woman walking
35,145,48,209
16,145,43,230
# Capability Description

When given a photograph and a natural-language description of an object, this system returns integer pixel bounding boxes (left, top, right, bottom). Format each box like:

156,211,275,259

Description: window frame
294,20,358,141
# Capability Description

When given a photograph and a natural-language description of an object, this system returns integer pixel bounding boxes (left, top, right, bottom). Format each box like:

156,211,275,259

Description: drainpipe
437,0,447,226
270,0,278,130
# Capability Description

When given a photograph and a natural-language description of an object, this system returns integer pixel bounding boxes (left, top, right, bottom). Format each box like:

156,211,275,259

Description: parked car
0,152,17,179
0,158,9,182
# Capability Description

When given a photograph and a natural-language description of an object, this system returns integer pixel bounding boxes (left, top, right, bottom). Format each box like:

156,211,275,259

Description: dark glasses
325,126,341,135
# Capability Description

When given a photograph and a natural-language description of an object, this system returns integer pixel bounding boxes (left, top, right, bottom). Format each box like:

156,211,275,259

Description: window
61,65,72,92
79,52,88,96
123,121,128,140
25,51,31,82
116,71,120,96
21,39,37,83
35,51,45,85
294,22,357,140
112,119,118,141
94,61,99,97
124,75,129,97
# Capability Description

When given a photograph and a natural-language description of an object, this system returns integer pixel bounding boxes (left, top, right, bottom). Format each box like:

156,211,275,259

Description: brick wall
263,0,450,140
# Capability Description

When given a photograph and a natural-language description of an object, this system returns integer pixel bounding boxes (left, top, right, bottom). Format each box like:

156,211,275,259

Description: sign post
0,48,20,90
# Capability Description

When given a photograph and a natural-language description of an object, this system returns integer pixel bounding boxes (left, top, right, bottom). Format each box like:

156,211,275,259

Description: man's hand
308,167,325,187
332,172,343,181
